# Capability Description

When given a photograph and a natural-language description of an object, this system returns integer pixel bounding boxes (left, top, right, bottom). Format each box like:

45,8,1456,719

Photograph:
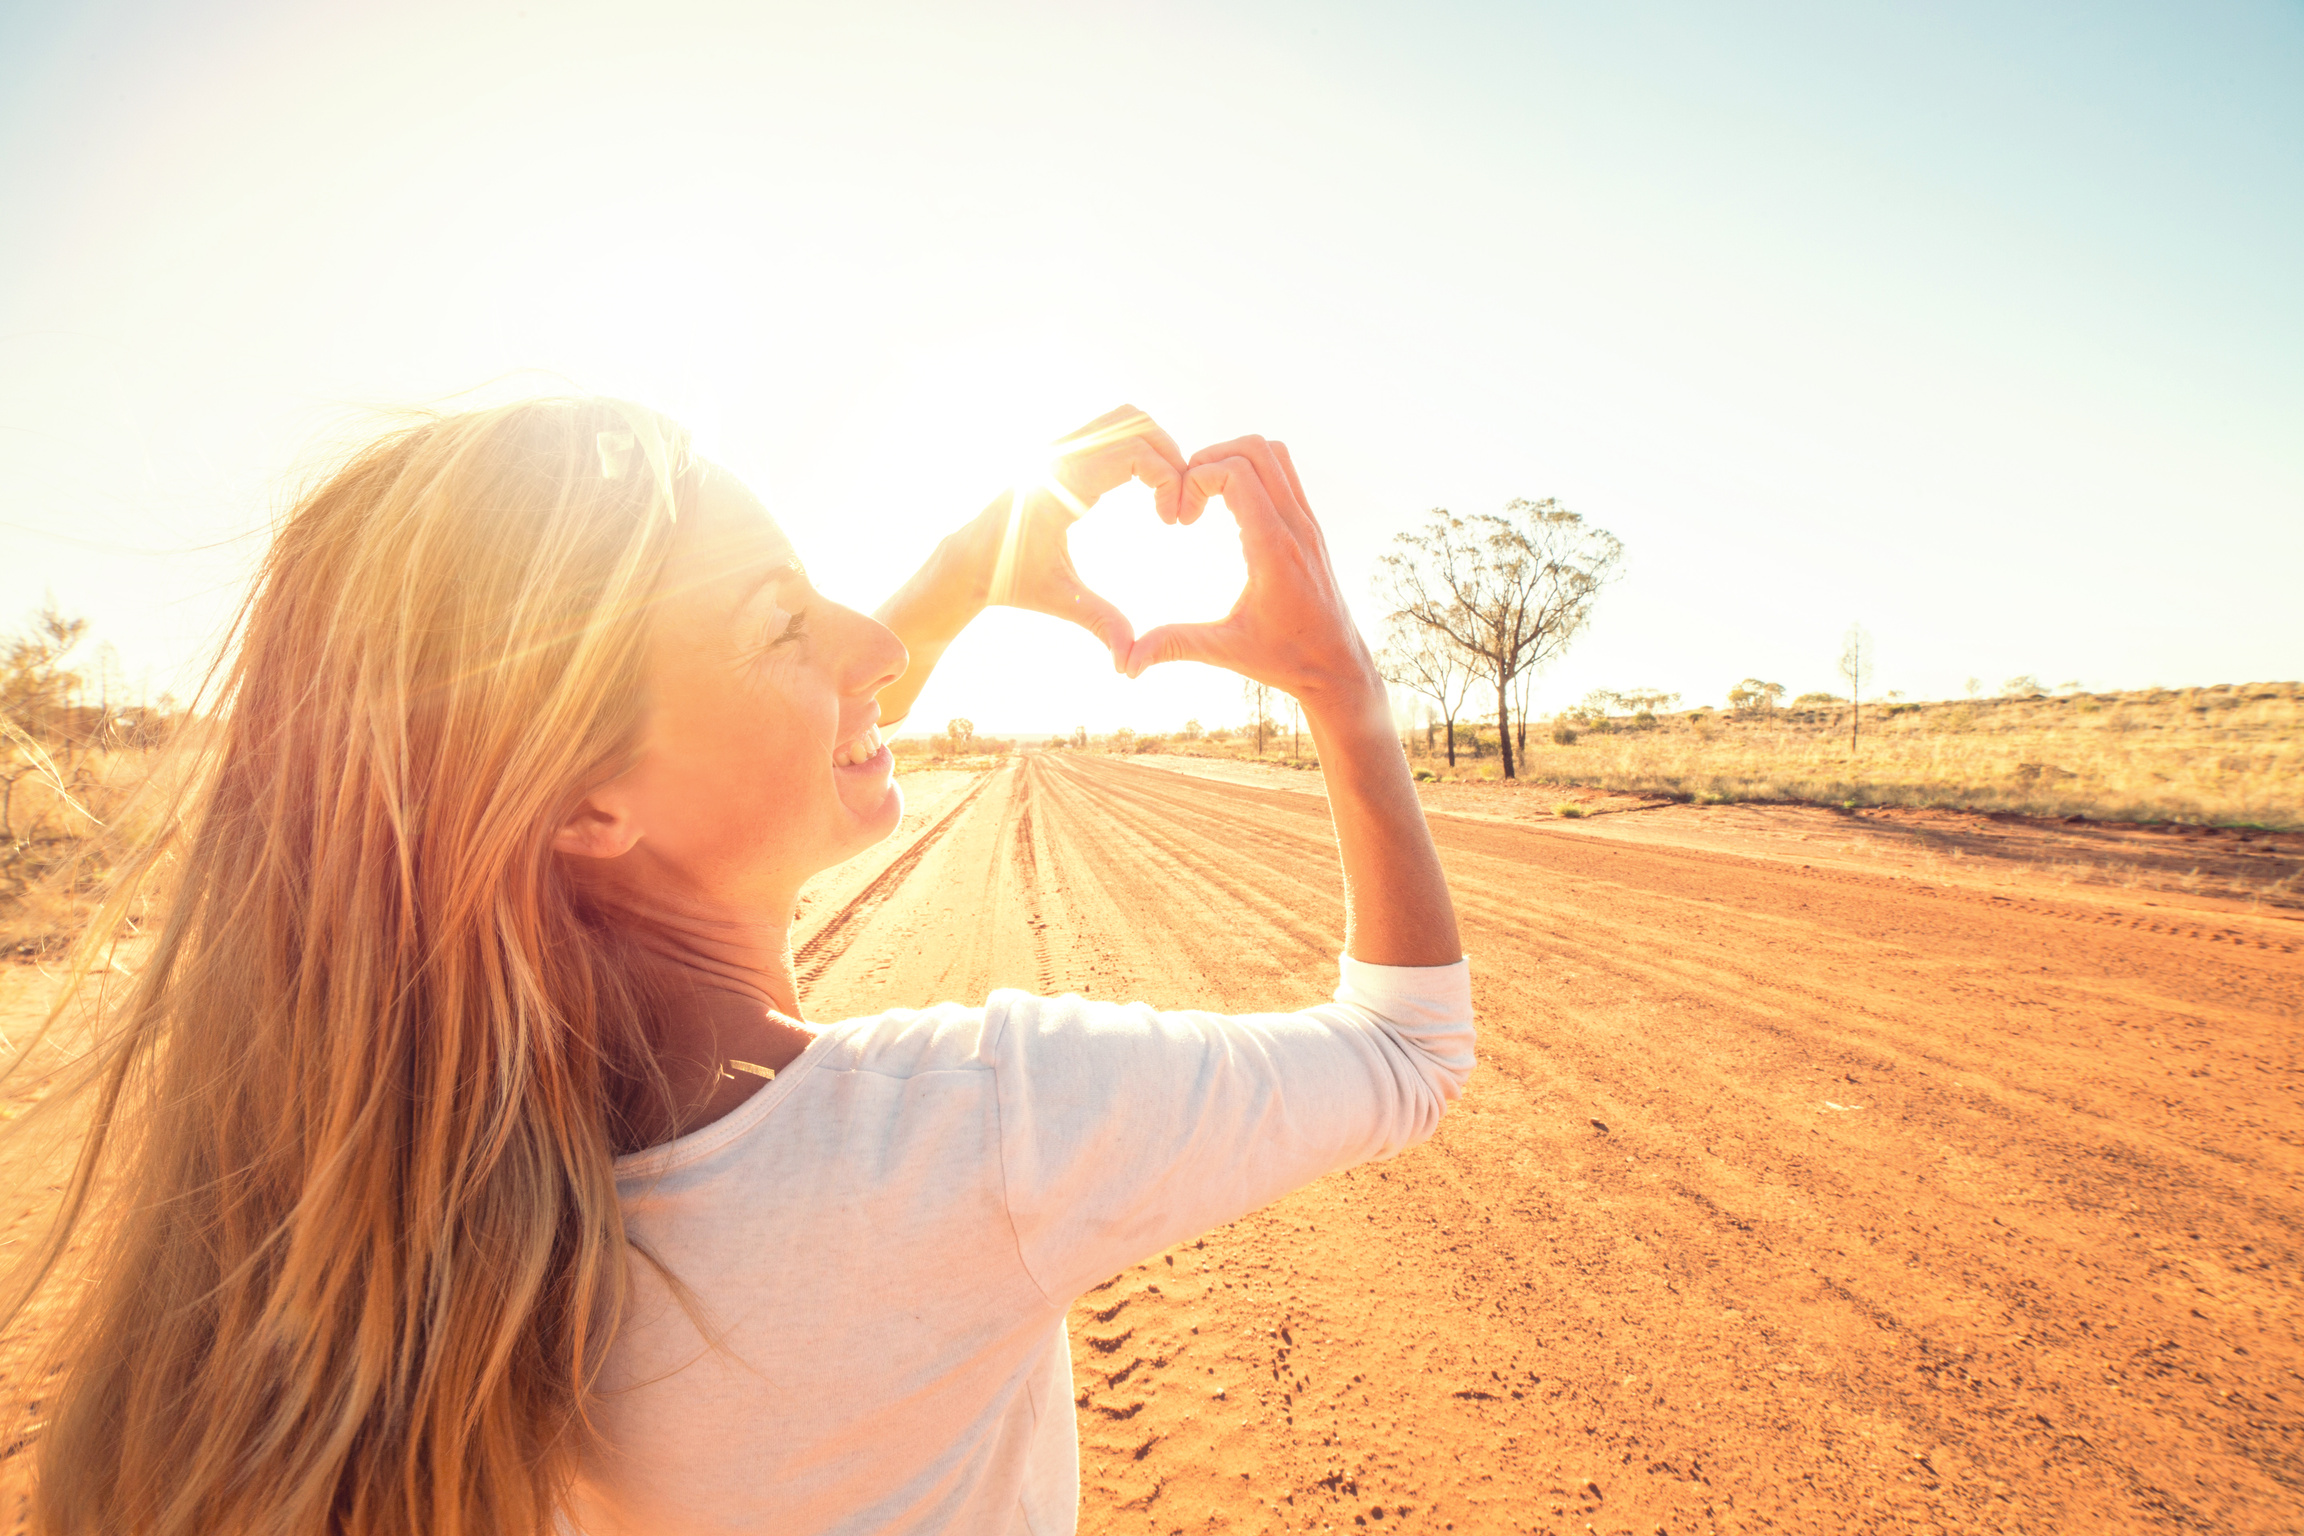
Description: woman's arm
872,407,1188,729
1124,438,1462,969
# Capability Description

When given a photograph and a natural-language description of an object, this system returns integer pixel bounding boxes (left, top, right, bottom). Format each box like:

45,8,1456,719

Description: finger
1214,436,1316,544
1123,438,1187,526
1182,435,1309,536
1180,456,1289,548
1181,453,1309,566
1268,440,1311,509
1064,583,1137,671
1053,406,1188,523
1110,414,1188,522
1124,621,1226,679
1266,440,1332,559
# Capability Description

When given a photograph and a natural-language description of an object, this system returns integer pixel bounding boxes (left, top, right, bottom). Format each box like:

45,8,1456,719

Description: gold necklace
719,1006,806,1083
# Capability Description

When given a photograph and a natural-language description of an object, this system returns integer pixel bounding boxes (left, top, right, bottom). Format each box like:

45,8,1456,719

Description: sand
3,752,2294,1533
793,753,2301,1535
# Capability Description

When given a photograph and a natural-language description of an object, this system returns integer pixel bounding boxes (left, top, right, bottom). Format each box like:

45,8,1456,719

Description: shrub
1550,723,1579,746
1553,803,1584,818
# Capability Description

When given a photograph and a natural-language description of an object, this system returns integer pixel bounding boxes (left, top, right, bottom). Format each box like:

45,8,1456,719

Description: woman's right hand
1131,436,1461,969
1123,436,1384,714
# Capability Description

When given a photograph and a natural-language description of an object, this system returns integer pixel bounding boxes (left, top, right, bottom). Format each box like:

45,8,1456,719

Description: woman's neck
591,885,819,1150
630,906,804,1021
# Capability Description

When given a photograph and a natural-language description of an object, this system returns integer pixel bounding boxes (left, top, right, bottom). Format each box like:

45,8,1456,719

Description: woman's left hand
873,407,1187,728
971,405,1189,669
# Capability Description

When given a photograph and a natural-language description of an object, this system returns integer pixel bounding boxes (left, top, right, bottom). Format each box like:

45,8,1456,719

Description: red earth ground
2,752,2295,1534
793,753,2302,1536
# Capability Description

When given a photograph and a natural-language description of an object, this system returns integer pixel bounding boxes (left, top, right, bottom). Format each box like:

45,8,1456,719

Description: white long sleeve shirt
566,955,1475,1536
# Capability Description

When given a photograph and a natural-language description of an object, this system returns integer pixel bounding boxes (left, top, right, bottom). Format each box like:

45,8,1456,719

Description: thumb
1065,584,1136,671
1124,621,1226,680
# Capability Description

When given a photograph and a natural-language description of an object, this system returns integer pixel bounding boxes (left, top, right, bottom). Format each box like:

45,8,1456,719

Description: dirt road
797,752,2302,1536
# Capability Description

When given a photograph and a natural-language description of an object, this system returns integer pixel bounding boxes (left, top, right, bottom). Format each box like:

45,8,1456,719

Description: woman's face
583,466,908,907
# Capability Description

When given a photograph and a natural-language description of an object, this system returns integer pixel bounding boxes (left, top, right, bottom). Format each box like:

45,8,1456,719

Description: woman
5,397,1470,1535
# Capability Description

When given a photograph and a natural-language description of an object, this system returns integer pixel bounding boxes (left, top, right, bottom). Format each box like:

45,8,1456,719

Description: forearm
871,498,1005,728
1304,681,1463,969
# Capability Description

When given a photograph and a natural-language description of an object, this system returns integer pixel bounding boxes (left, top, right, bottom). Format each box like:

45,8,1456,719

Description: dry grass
1507,682,2301,827
1,742,179,959
1152,682,2304,830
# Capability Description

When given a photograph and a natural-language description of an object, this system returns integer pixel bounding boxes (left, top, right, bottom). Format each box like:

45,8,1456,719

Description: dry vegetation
1096,682,2304,830
0,603,183,959
0,740,170,959
1489,682,2301,827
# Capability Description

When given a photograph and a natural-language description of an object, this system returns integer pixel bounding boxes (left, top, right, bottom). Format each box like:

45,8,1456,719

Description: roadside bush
1551,723,1578,746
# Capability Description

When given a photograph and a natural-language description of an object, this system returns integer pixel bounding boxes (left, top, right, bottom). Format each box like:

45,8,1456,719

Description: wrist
1296,645,1389,728
1301,674,1396,745
913,507,1002,634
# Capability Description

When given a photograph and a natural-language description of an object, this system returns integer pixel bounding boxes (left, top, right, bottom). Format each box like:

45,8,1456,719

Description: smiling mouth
833,722,885,768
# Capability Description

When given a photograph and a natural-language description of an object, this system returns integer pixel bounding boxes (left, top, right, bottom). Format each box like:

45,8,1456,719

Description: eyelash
769,606,808,648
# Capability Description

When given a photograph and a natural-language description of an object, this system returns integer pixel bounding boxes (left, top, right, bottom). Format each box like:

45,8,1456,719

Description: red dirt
4,752,2295,1534
795,753,2303,1535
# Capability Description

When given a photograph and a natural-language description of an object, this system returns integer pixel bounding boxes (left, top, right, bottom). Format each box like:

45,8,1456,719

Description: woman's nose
836,604,908,698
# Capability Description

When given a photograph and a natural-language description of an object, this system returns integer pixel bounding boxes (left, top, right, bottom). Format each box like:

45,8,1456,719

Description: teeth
835,723,882,767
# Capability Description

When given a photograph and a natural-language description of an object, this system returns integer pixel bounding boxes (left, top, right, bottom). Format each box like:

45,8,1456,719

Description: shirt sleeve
991,955,1475,1307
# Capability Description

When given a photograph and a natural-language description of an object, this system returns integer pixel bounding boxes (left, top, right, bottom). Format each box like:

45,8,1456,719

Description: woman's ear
552,792,643,860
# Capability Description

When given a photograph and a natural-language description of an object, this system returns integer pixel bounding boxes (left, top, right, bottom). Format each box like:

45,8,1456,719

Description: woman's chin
833,751,903,838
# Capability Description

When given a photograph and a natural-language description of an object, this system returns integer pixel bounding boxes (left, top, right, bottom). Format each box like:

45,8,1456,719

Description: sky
2,0,2298,735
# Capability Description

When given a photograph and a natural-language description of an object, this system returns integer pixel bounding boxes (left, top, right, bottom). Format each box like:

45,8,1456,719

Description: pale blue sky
2,1,2297,732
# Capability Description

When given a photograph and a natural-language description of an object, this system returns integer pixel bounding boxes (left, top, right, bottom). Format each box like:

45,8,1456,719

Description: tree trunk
1496,676,1516,779
1444,716,1456,766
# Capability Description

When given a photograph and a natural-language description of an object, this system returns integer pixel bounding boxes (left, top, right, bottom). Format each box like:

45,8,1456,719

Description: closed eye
766,604,808,649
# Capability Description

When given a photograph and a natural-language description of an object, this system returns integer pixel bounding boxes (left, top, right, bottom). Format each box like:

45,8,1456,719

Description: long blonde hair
4,396,699,1535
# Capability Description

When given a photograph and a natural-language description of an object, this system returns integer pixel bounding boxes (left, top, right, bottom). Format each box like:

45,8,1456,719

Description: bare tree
1242,678,1277,757
1378,500,1622,779
1376,613,1475,766
1837,624,1874,753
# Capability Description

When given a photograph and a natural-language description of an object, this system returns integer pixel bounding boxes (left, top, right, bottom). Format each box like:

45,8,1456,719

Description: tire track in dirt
795,751,2304,1533
1011,761,1060,995
792,770,994,990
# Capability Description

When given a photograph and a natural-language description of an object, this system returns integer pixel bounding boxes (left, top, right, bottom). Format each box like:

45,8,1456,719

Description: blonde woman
6,398,1470,1535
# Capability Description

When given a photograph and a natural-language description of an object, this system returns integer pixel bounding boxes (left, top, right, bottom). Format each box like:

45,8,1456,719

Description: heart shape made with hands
984,407,1268,674
1059,481,1250,661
